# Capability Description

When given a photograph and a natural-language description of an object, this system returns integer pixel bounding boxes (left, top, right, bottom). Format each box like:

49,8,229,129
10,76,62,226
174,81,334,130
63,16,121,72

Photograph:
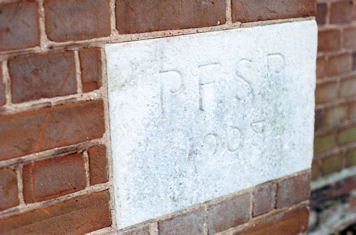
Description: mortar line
16,165,25,206
83,151,91,187
74,50,83,94
37,0,50,50
226,0,232,24
2,60,12,106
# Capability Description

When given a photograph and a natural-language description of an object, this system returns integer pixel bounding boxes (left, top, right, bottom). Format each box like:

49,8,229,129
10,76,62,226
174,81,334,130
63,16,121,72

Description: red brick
121,224,150,235
320,153,343,176
0,168,19,211
116,0,226,34
231,0,315,23
44,0,111,42
318,29,341,52
0,2,40,51
276,172,310,209
315,81,338,104
344,27,356,50
207,192,251,234
0,191,111,234
340,75,356,98
316,56,327,79
315,108,323,131
330,0,354,24
317,2,328,25
0,100,105,161
88,145,108,185
325,53,352,77
234,207,309,235
79,48,102,92
353,52,356,71
23,154,86,203
324,104,347,127
253,182,274,217
158,208,205,235
0,66,5,106
9,51,77,103
349,101,356,120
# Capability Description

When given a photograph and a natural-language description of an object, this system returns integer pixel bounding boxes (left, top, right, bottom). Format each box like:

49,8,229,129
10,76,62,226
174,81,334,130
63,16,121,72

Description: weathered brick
44,0,111,42
340,75,356,98
253,182,274,217
0,168,19,211
9,51,77,103
231,0,315,23
88,145,108,185
276,172,310,209
315,81,338,104
207,192,251,234
314,133,337,155
338,126,356,145
326,53,352,77
121,224,150,235
318,29,341,52
320,154,343,176
0,66,5,106
317,3,328,25
0,2,40,51
353,52,356,71
312,160,321,180
330,0,354,24
0,100,105,161
158,208,205,235
316,56,327,79
79,48,102,92
116,0,226,34
345,149,356,167
0,191,111,234
344,27,356,50
234,207,309,235
23,154,86,203
315,108,323,131
324,105,347,127
349,102,356,120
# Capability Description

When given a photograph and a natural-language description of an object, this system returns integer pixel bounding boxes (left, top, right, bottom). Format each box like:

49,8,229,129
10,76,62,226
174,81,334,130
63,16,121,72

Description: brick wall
0,0,315,234
310,0,356,233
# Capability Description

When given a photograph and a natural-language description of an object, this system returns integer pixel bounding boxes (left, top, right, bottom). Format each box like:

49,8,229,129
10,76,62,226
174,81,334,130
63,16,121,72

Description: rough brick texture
88,145,108,185
0,2,40,51
116,0,226,34
231,0,315,23
23,154,86,203
158,208,205,235
207,192,251,234
276,172,310,209
234,207,309,235
0,66,5,106
121,224,151,235
44,0,111,42
316,3,327,25
318,29,341,52
8,52,77,103
79,48,102,92
253,182,275,217
0,168,19,211
330,0,353,24
344,27,356,50
0,191,111,234
0,100,105,161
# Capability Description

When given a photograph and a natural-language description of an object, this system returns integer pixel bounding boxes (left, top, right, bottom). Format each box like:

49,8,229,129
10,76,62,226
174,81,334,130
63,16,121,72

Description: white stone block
105,20,317,229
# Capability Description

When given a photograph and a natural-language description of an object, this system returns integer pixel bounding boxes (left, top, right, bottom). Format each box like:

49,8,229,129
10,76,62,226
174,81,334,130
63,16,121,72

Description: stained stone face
106,20,317,228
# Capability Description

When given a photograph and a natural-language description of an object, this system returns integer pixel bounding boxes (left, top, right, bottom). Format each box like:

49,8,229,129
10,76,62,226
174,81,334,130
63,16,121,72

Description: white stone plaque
106,20,317,228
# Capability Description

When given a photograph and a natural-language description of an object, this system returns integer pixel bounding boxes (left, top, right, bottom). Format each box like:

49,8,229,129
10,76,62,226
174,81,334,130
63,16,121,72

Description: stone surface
106,21,317,228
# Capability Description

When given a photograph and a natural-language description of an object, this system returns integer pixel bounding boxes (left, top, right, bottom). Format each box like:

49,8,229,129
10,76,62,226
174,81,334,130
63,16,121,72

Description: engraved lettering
226,126,242,152
235,59,254,103
198,63,221,111
267,53,286,75
159,70,184,116
201,133,219,155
